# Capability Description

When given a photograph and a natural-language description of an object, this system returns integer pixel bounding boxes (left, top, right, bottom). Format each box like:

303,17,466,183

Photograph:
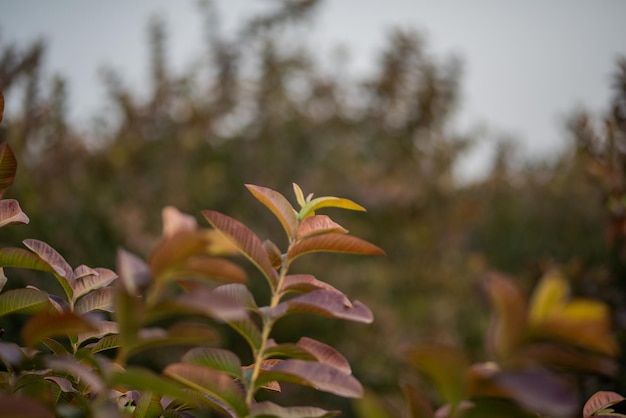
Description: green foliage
0,111,383,416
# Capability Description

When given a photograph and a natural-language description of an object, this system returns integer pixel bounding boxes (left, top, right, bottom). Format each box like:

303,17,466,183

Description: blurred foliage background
1,0,625,415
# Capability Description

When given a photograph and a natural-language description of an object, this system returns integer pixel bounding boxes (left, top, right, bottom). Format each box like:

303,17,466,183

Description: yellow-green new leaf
528,272,569,325
293,183,307,208
298,196,366,220
246,184,298,240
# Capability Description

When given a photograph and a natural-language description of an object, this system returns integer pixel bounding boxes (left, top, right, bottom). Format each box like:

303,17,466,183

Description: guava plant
0,90,385,417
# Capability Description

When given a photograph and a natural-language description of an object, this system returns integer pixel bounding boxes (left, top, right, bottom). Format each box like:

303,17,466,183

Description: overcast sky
1,0,625,180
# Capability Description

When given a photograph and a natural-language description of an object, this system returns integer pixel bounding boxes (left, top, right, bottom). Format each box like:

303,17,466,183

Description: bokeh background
2,0,626,415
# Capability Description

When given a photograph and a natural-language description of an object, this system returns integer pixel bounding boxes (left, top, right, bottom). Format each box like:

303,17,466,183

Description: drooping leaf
75,287,114,314
584,391,626,417
182,347,243,379
518,342,618,377
0,288,51,317
117,248,152,295
250,401,340,418
408,344,469,408
0,143,17,199
246,184,298,240
46,354,104,393
287,234,385,262
295,337,351,374
296,215,348,240
44,376,77,393
77,320,119,345
0,199,29,227
482,272,527,360
22,311,97,347
263,239,283,269
72,267,118,300
264,343,317,362
228,317,263,352
202,210,279,287
298,196,366,220
271,290,373,323
110,366,199,406
40,337,70,356
90,334,122,354
256,359,363,398
164,363,247,418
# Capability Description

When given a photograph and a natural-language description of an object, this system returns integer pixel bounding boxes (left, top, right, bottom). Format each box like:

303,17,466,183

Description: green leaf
202,210,279,288
72,267,117,300
0,143,17,199
0,199,29,227
90,334,122,354
113,286,144,349
246,184,298,241
164,363,247,417
0,247,57,275
250,401,340,418
293,183,307,208
40,337,70,355
134,391,163,418
271,290,373,323
22,311,97,347
298,196,366,220
0,288,51,316
352,391,395,418
75,286,114,314
182,347,243,379
407,344,468,408
256,359,363,398
110,367,199,406
287,234,385,262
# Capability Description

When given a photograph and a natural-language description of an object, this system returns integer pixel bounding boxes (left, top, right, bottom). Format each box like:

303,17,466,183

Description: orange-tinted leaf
162,206,197,238
250,401,340,418
296,215,348,240
72,267,117,300
288,233,385,261
164,362,247,417
0,199,29,227
272,289,373,323
0,143,17,199
22,311,97,347
202,210,279,287
117,248,151,295
408,344,468,407
256,359,363,398
482,272,527,360
182,347,242,379
263,239,283,269
584,391,625,417
246,184,298,240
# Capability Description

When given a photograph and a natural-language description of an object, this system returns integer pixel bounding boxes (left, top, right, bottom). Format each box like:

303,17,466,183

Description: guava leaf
212,283,258,311
271,289,373,323
402,383,435,418
171,255,248,284
111,366,199,406
90,334,122,354
298,196,366,220
246,184,298,240
0,199,29,227
46,354,104,393
22,311,97,347
182,347,243,379
0,142,17,199
75,287,114,314
280,274,348,300
117,248,152,295
584,391,626,417
287,234,385,262
202,210,279,288
72,267,117,300
250,401,340,418
23,239,74,300
164,363,247,418
296,215,348,240
0,288,51,317
256,359,363,398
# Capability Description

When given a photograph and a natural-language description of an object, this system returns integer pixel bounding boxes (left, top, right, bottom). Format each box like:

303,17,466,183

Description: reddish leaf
164,362,247,417
250,401,340,418
263,239,283,269
212,283,258,311
272,289,373,323
482,272,527,360
22,311,97,347
75,287,114,314
77,320,119,345
246,184,298,240
296,337,351,374
173,286,248,322
584,391,625,417
23,239,74,300
288,234,385,262
519,342,618,377
117,248,152,295
281,274,349,302
149,230,214,277
0,393,54,418
256,359,363,398
174,255,248,284
202,210,279,287
296,215,348,240
0,199,29,227
0,143,17,199
72,267,117,300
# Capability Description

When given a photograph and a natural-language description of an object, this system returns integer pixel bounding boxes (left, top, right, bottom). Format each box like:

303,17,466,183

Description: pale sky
1,0,625,180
